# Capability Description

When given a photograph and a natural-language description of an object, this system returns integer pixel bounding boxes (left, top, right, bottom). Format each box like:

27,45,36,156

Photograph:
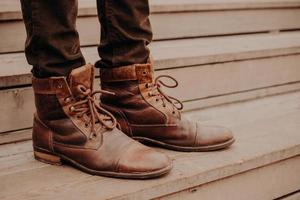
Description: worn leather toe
117,141,172,174
195,123,234,146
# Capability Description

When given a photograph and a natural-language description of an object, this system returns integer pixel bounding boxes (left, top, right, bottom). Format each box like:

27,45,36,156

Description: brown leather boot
99,60,235,152
32,64,172,179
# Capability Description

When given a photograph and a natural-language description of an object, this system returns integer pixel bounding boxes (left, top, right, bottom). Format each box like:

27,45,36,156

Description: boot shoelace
146,75,183,113
68,85,117,140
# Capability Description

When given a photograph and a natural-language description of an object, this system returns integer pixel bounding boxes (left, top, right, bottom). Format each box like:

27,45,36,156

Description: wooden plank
2,91,300,172
3,82,300,145
0,129,31,145
1,31,300,88
0,91,299,199
184,91,300,129
1,54,300,133
279,191,300,200
157,54,300,101
184,81,300,111
0,87,34,132
0,140,32,158
2,0,300,21
150,0,300,13
1,8,300,53
151,9,300,39
162,156,300,200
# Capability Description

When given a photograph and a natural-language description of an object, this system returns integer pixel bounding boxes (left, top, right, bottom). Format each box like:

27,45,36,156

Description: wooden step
1,32,300,133
279,191,300,200
1,31,300,88
0,91,299,200
2,0,300,20
1,0,300,53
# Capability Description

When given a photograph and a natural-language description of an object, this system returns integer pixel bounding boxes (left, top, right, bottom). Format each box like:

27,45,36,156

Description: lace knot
69,85,116,140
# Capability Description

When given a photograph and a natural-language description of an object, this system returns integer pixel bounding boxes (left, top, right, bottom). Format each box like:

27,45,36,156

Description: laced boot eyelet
89,132,97,140
64,97,72,103
85,123,89,128
69,106,75,112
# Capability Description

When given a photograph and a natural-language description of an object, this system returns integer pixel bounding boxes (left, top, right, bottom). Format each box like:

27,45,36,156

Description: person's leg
20,0,85,78
95,0,152,68
98,1,235,151
20,0,171,178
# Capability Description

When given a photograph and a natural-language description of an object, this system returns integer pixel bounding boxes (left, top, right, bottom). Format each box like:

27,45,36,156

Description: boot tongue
68,64,94,99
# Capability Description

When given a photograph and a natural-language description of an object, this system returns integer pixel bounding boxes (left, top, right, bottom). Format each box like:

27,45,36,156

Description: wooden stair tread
0,91,300,200
1,1,300,53
1,0,300,21
1,31,300,88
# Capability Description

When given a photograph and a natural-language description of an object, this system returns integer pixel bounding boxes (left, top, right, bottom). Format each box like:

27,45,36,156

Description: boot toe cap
195,123,234,147
117,142,172,176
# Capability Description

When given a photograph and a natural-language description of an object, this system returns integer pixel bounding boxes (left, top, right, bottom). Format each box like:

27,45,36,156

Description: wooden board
1,54,300,133
1,31,300,88
162,156,300,200
0,91,300,200
0,129,31,145
158,54,300,101
184,81,300,111
2,0,300,20
280,191,300,200
2,80,300,144
1,8,300,53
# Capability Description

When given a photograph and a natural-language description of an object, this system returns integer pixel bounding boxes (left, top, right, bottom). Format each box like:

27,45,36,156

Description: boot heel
34,150,62,166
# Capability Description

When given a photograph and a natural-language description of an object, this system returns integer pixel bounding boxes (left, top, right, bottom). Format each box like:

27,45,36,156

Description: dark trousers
20,0,152,78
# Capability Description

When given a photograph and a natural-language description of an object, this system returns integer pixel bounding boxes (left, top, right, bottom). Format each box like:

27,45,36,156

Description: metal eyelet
64,97,71,103
142,71,147,75
69,106,75,112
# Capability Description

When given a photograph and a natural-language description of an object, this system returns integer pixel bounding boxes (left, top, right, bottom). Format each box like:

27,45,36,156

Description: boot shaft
32,64,94,120
99,61,181,127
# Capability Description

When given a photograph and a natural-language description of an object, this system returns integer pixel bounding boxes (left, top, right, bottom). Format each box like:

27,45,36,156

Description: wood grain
1,31,300,88
1,54,300,133
0,91,299,200
1,8,300,53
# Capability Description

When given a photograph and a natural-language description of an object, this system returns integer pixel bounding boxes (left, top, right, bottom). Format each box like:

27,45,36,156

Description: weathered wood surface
184,81,300,111
2,80,300,144
0,129,31,145
162,156,300,200
0,91,300,200
1,52,300,133
1,0,300,20
1,31,300,88
280,191,300,200
1,3,300,53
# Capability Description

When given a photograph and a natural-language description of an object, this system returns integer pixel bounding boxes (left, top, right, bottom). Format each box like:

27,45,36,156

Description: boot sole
132,137,235,152
34,147,172,179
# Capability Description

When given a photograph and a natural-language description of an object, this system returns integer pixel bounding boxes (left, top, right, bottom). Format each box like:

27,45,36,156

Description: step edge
1,0,300,21
1,32,300,88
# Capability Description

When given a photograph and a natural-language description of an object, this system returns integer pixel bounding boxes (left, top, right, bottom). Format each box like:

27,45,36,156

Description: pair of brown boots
32,61,234,179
